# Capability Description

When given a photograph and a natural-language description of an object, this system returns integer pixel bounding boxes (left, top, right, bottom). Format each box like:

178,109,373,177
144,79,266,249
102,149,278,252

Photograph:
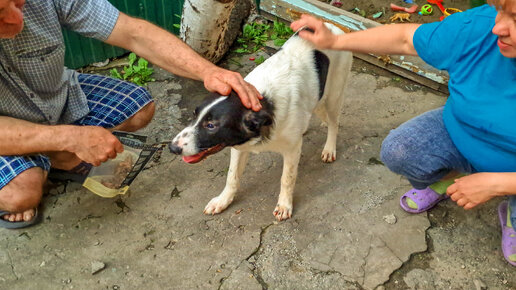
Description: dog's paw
273,204,292,221
321,148,336,163
204,196,233,215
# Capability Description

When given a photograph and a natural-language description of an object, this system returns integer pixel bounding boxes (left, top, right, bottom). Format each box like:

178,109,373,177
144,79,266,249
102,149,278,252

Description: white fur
189,24,352,221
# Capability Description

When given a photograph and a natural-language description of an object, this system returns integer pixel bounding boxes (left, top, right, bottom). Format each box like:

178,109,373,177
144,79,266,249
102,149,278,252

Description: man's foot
2,208,36,222
0,208,42,229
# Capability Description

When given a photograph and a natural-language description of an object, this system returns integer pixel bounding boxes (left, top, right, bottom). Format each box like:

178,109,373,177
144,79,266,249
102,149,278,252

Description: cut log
180,0,237,63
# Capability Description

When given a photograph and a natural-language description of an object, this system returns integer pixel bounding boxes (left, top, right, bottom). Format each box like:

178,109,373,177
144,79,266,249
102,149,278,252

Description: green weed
254,55,265,65
173,14,181,29
237,22,270,53
270,21,293,47
110,53,155,86
234,20,293,54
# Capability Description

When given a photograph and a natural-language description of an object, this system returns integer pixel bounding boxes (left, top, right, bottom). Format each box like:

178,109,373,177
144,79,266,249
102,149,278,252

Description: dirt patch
321,0,482,24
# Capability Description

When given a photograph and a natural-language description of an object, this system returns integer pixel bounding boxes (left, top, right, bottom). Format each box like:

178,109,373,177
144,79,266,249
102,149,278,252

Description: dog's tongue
182,153,204,164
182,144,224,164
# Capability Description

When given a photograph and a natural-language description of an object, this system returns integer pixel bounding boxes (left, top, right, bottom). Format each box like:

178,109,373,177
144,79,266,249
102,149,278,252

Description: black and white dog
169,24,352,221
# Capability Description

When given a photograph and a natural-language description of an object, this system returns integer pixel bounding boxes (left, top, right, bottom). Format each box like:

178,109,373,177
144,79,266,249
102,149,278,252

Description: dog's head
169,91,274,163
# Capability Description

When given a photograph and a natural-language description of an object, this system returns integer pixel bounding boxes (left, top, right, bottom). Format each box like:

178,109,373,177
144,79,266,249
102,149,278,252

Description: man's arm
291,14,420,56
0,116,123,166
104,13,262,111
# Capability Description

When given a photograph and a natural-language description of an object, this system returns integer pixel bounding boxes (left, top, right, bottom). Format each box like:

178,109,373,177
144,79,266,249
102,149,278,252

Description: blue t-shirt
413,5,516,172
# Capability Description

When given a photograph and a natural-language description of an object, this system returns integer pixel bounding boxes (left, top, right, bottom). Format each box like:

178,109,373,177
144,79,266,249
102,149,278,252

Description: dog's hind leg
319,91,343,163
274,141,302,221
204,148,249,215
318,52,352,163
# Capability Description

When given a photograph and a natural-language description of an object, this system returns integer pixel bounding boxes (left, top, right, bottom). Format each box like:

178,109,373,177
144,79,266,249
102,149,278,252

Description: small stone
112,285,120,290
461,265,466,269
91,261,106,275
473,279,487,290
383,214,397,224
40,261,46,267
62,278,72,284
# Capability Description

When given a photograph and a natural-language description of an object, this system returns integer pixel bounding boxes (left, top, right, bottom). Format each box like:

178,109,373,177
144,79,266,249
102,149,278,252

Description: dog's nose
169,143,183,155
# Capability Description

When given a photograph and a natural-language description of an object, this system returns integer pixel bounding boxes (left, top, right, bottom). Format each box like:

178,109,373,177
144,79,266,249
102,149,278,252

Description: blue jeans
380,107,516,229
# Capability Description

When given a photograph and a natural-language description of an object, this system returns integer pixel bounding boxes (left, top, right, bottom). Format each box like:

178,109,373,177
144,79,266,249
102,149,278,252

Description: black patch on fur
314,50,330,99
192,91,274,151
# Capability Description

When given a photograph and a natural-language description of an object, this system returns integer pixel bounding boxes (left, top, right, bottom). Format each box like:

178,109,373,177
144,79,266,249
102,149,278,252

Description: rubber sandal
48,161,92,183
498,201,516,266
0,208,42,229
400,187,449,214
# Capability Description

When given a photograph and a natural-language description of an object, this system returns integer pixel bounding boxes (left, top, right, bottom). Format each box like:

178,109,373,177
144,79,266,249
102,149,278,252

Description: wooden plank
260,0,449,94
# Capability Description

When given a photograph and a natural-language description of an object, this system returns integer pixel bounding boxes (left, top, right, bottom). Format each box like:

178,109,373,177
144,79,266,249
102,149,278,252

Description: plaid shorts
0,74,153,189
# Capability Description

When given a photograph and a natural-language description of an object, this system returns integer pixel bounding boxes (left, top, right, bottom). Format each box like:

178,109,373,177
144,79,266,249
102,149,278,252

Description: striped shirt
0,0,119,125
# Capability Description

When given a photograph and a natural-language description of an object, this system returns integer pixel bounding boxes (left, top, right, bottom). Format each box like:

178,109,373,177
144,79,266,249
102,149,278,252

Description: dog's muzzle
169,143,183,155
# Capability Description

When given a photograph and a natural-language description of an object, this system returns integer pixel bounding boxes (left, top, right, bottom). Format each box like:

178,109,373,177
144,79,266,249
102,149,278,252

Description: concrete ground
1,49,515,289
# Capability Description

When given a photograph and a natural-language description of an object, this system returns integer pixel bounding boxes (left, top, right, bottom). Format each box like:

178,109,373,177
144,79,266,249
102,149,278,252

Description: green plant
236,22,270,53
254,55,265,65
110,53,155,86
234,20,294,54
173,14,181,29
270,21,293,47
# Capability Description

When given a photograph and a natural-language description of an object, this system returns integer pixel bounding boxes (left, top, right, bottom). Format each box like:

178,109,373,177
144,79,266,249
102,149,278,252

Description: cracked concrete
1,49,515,289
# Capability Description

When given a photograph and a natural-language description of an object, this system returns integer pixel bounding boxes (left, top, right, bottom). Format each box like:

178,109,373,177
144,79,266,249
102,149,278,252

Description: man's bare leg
0,167,46,222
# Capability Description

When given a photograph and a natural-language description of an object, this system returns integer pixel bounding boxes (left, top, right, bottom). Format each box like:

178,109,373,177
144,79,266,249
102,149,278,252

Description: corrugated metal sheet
63,0,184,69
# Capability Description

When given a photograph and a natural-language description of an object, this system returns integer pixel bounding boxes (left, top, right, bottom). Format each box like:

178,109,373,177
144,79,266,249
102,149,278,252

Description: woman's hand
446,173,505,210
290,14,338,50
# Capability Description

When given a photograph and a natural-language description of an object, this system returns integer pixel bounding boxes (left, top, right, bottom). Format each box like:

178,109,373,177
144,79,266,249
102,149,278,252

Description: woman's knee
0,167,45,212
380,132,415,175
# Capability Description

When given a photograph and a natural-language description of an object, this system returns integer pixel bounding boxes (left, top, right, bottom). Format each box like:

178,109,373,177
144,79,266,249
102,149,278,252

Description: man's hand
290,14,338,50
202,66,262,111
67,126,124,166
446,173,503,210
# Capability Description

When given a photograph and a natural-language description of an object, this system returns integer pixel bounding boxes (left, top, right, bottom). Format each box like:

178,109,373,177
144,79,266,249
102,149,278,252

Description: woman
291,0,516,266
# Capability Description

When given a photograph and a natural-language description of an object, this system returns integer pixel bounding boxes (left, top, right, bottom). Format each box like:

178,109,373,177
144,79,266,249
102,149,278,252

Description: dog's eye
205,122,216,129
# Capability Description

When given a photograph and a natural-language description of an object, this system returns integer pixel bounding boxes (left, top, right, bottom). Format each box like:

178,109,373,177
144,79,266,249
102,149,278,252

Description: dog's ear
243,110,273,134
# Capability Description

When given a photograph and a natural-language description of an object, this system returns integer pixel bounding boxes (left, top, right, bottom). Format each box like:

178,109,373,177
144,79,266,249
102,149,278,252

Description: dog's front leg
204,148,249,215
274,141,302,221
